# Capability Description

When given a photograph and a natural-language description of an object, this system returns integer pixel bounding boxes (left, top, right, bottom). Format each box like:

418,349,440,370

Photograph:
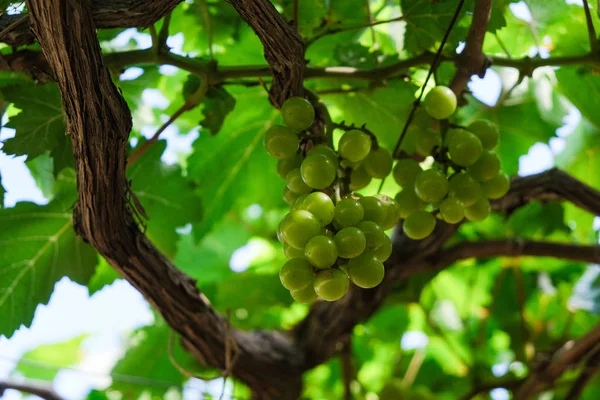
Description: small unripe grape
393,159,422,187
291,194,309,211
334,227,366,258
373,234,392,262
464,197,491,221
448,173,482,207
305,235,338,269
277,155,302,179
439,197,464,224
334,198,364,228
281,96,314,131
448,129,483,167
301,192,335,226
395,188,427,218
281,210,322,249
264,125,298,159
348,252,385,288
482,172,510,199
375,194,401,230
468,119,499,150
290,285,318,304
301,154,337,189
350,166,372,190
313,268,349,301
363,147,393,178
356,220,386,250
468,151,501,182
416,128,442,156
307,144,339,168
338,129,372,162
283,187,299,205
358,196,386,225
403,210,436,240
414,169,449,204
423,86,457,120
279,258,315,291
283,242,305,259
286,168,312,194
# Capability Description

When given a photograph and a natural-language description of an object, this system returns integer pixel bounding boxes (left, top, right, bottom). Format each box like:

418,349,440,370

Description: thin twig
565,347,600,400
402,350,425,388
364,0,377,48
306,15,405,46
293,0,299,30
0,379,64,400
0,15,28,42
149,25,159,54
199,0,214,59
583,0,598,52
495,33,511,58
341,336,354,400
158,12,172,48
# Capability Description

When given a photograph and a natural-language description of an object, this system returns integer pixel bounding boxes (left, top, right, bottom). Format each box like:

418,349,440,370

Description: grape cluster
264,97,400,303
394,86,510,240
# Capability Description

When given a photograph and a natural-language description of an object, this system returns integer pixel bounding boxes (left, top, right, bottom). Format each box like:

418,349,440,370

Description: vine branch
583,0,598,52
0,379,64,400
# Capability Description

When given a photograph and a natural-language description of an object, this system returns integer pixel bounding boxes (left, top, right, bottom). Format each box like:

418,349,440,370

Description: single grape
280,210,322,249
334,198,364,228
403,210,436,240
279,258,315,291
305,235,338,269
264,125,298,159
482,172,510,199
363,147,393,178
307,144,339,168
301,154,337,189
283,187,299,205
373,234,392,262
283,242,305,259
375,194,401,230
393,159,423,187
395,188,427,218
281,96,315,131
348,252,385,288
350,166,372,190
277,154,302,179
464,197,491,221
291,194,309,211
448,172,482,207
277,221,285,244
290,284,318,304
423,86,457,120
416,128,442,156
334,227,366,259
356,220,386,250
300,192,334,226
468,151,501,182
439,197,464,224
448,129,483,167
286,168,312,194
313,268,350,301
468,119,499,150
338,129,372,162
358,196,386,226
414,168,449,204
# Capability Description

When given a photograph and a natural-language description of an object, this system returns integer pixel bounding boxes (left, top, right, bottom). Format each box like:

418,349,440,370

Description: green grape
279,258,315,291
264,125,298,159
358,196,386,225
412,107,434,129
334,198,364,228
482,172,510,199
305,235,338,269
301,154,337,189
348,252,385,288
356,220,386,250
393,159,422,187
468,151,501,182
286,168,312,194
403,210,436,240
363,147,393,179
439,197,464,224
423,86,457,120
448,172,482,207
290,284,318,304
338,129,372,162
334,227,366,258
340,159,362,170
307,144,339,168
291,194,309,211
414,168,449,204
283,242,305,259
468,119,499,150
300,192,334,226
277,221,285,244
375,194,401,230
395,188,427,218
283,187,299,205
416,128,442,156
281,96,315,131
373,234,392,262
281,210,322,249
313,268,350,301
448,129,483,167
350,166,372,190
277,154,302,179
464,197,491,221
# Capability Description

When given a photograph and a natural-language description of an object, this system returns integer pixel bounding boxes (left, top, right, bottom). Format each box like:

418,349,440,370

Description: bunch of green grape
394,86,510,240
264,96,400,303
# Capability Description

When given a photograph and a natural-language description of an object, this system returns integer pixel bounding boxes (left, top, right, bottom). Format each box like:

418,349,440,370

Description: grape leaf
556,67,600,129
199,87,236,135
0,171,5,208
87,257,121,295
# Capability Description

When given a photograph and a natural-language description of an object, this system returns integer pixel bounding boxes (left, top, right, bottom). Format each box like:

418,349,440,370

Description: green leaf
198,86,236,135
15,335,87,381
556,67,600,128
0,171,5,208
87,257,121,295
507,202,569,238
